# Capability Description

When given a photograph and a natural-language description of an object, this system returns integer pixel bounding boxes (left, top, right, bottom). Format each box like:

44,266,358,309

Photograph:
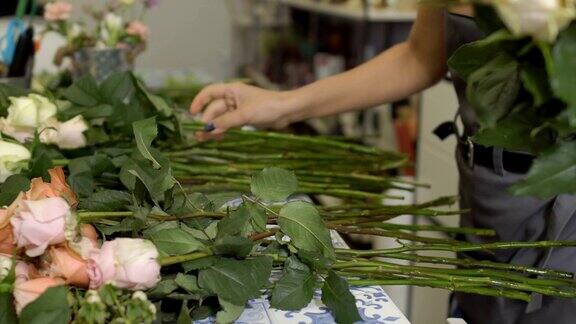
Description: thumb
211,110,247,134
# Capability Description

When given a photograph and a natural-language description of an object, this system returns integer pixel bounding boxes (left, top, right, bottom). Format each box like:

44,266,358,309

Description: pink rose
88,238,160,290
126,21,149,41
45,246,89,287
13,277,65,314
43,1,73,22
11,198,71,257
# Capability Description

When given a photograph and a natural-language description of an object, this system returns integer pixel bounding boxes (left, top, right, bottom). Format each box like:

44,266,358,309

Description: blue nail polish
204,122,216,132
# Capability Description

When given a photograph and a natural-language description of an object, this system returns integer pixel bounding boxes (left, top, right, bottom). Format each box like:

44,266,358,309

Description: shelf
274,0,416,22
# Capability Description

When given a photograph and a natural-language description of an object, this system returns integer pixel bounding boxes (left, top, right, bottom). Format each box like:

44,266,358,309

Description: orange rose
0,223,16,254
47,246,89,287
80,224,98,243
48,167,77,209
13,277,65,314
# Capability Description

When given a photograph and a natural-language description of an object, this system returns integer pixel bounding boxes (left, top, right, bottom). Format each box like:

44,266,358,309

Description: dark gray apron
446,12,576,324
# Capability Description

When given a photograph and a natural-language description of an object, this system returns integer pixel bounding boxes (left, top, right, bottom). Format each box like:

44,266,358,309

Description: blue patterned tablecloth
194,285,410,324
195,229,411,324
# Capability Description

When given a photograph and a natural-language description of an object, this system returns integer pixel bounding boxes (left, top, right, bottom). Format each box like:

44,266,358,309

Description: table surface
196,230,411,324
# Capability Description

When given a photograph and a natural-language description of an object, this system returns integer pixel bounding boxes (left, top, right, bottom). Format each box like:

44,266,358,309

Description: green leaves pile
449,5,576,198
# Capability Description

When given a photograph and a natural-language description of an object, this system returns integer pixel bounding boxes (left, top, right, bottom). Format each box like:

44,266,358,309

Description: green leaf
245,203,268,234
0,175,29,206
213,236,254,258
62,74,100,107
448,30,513,80
250,167,298,202
297,250,333,270
0,292,17,324
511,141,576,198
198,256,273,305
67,171,93,198
19,286,71,324
552,24,576,107
270,256,315,310
133,76,173,117
100,72,134,105
149,228,205,256
175,273,201,293
217,205,251,237
216,298,245,324
79,190,131,211
473,105,553,154
321,271,361,324
0,84,29,116
147,278,178,298
467,53,521,128
182,256,217,272
133,117,161,169
119,152,176,203
176,302,192,324
520,65,552,107
278,201,335,260
58,104,114,121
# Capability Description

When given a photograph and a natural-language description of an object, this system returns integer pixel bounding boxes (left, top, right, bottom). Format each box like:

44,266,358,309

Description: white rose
0,94,57,143
5,97,37,128
29,94,57,124
0,254,13,281
0,140,31,182
101,13,123,46
67,23,83,41
104,13,123,32
494,0,576,42
40,116,88,150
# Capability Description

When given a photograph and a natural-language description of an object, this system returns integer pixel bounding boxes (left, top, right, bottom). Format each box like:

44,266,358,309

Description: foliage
449,7,576,198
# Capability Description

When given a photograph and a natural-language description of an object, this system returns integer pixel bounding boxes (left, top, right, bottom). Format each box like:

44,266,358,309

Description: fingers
200,99,228,123
211,110,247,134
190,83,229,114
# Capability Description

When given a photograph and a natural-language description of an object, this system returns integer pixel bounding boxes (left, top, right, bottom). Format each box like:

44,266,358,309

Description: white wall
32,0,233,80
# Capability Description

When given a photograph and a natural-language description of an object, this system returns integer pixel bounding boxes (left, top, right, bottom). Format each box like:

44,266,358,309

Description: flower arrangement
0,73,576,323
431,0,576,197
42,0,159,69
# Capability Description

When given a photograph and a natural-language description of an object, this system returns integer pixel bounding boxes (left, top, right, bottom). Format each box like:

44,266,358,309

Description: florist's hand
190,83,290,140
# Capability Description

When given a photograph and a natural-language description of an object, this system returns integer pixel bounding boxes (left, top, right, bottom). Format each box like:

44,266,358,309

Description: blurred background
1,1,460,323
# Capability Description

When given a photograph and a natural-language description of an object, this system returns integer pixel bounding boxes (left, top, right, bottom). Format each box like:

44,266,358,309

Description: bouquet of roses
42,0,159,66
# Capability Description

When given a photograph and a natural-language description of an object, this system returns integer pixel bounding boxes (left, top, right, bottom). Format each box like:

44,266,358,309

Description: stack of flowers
0,167,160,322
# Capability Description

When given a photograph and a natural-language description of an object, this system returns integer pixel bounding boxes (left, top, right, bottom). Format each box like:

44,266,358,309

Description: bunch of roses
44,0,153,50
0,94,89,149
0,167,161,314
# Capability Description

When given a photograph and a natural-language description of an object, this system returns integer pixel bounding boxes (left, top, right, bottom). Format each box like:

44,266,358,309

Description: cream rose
0,140,31,182
0,94,57,143
87,238,161,290
40,115,88,150
493,0,576,42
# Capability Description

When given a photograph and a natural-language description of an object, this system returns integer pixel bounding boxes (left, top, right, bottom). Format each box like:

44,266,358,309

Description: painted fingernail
204,122,216,132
